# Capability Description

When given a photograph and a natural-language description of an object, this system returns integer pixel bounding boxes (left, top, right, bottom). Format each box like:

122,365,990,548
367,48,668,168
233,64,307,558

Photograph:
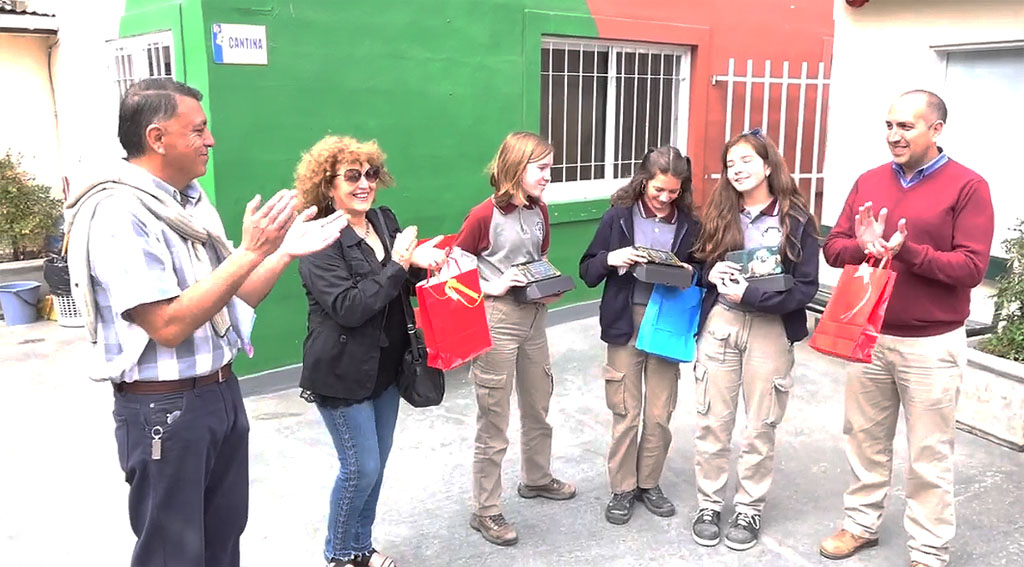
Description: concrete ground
2,304,1022,567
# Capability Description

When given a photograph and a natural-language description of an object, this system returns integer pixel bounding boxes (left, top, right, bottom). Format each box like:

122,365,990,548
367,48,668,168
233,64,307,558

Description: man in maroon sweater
818,90,994,567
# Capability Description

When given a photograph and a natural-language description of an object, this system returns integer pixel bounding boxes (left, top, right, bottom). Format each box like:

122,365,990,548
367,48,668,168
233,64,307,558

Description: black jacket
298,206,421,399
579,204,702,345
698,209,820,343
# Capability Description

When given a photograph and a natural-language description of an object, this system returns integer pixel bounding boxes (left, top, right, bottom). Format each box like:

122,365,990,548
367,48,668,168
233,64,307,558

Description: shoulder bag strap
373,209,422,363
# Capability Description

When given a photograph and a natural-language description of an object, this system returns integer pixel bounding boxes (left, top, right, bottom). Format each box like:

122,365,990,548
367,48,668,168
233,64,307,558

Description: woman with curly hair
294,135,445,567
578,145,701,526
689,129,819,552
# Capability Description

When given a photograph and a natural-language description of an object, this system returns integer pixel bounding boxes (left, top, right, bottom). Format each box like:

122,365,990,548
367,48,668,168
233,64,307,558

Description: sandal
362,549,397,567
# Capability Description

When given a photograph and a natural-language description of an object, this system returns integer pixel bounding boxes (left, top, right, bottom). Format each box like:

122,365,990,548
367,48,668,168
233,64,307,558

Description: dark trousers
112,373,249,567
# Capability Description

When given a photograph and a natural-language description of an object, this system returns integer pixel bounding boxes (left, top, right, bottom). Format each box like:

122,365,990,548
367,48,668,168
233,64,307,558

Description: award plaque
629,246,694,288
510,259,576,302
724,245,793,291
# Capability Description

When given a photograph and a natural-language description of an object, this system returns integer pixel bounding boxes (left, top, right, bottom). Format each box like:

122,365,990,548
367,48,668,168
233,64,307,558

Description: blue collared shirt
88,161,249,382
893,150,948,188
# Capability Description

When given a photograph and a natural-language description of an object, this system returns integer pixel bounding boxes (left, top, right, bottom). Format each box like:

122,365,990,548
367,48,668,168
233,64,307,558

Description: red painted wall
586,0,834,206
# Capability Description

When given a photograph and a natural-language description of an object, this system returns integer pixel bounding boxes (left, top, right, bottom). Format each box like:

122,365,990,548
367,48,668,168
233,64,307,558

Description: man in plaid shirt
65,78,347,567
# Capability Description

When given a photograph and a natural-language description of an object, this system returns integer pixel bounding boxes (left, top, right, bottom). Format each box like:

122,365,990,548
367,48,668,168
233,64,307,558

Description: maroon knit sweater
823,159,994,337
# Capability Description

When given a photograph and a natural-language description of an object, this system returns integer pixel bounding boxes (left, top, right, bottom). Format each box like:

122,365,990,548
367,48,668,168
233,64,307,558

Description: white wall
0,33,62,193
49,0,127,194
0,0,126,199
822,0,1024,258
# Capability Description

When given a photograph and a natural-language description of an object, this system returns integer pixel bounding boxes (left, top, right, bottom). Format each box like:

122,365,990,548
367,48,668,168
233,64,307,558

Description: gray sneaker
692,508,722,547
517,477,577,500
724,512,761,551
470,513,518,546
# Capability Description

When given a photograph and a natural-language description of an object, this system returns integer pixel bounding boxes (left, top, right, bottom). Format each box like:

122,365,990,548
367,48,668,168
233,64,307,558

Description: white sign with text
212,23,267,65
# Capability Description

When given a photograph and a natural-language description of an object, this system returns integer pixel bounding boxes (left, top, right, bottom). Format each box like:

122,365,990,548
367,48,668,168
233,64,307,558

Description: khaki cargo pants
470,296,554,516
841,328,965,567
604,305,680,493
693,303,794,515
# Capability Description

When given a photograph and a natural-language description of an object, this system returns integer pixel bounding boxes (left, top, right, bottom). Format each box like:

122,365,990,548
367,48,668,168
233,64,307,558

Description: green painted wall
122,0,219,203
123,0,609,376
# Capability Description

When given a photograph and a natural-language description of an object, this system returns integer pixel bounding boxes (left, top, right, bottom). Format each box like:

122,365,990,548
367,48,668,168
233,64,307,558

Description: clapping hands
411,234,448,270
391,226,418,269
241,189,349,261
855,201,908,259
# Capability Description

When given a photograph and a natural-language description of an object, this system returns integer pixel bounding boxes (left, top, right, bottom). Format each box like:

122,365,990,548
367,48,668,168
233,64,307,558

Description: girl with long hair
690,129,819,551
452,131,576,547
579,145,701,525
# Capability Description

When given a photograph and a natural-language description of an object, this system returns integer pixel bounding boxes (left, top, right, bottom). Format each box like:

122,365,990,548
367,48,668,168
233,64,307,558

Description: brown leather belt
114,363,234,395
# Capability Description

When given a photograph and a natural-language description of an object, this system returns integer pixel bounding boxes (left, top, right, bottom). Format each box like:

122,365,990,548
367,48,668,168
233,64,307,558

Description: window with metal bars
541,38,691,202
109,31,175,98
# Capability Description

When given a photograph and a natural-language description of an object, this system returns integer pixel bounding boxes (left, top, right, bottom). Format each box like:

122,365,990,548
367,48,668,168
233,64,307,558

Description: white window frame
936,40,1024,259
541,37,691,204
108,30,176,98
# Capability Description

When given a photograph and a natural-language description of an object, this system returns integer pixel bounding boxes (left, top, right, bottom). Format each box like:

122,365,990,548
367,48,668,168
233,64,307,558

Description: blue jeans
316,385,400,562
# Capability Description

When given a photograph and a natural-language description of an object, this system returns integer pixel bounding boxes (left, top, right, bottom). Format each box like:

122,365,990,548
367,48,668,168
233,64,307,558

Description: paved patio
2,302,1022,566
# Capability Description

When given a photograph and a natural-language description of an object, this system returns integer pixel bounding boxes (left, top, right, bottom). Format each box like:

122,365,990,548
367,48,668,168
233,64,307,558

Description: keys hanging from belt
151,425,164,460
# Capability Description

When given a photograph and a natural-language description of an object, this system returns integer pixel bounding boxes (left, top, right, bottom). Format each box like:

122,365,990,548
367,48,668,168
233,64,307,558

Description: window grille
541,38,691,202
109,31,175,97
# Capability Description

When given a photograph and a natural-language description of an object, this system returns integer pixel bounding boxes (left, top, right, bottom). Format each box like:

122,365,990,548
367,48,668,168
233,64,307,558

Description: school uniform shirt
452,196,550,283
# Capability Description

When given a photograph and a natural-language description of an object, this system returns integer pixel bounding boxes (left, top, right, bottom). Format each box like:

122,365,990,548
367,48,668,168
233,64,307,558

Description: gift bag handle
419,249,484,307
866,254,891,270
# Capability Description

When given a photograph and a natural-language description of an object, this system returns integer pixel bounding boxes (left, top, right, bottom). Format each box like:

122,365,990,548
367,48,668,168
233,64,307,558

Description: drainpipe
46,33,68,201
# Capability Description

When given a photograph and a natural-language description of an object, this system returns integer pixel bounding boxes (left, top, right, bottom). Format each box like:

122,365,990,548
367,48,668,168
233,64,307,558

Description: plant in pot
0,151,63,262
978,218,1024,362
958,218,1024,451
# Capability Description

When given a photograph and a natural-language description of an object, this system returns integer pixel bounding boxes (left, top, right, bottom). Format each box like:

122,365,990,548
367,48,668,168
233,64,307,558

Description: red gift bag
415,248,492,370
809,257,897,363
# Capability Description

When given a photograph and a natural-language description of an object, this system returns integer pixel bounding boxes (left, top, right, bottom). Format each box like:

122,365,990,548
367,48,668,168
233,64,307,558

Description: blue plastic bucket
0,281,41,326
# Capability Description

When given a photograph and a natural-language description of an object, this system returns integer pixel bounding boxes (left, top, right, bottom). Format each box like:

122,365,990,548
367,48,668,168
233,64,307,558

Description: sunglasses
334,165,382,184
742,127,765,140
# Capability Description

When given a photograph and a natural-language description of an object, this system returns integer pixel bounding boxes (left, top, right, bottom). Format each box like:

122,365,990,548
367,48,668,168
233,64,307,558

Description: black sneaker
692,508,721,547
605,489,636,525
637,485,676,517
724,512,761,551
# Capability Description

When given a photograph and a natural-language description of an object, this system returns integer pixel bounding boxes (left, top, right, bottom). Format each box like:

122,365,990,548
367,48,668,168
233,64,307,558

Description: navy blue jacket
579,204,702,345
698,209,820,343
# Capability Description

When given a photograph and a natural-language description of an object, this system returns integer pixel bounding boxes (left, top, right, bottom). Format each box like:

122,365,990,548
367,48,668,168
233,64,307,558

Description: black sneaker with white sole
724,512,761,551
691,508,721,547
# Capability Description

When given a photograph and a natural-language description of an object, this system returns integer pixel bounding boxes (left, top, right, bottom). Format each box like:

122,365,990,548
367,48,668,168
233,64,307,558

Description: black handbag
396,299,445,408
374,209,445,408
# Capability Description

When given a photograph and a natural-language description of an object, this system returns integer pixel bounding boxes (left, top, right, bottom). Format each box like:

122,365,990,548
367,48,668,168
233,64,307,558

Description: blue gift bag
635,284,704,363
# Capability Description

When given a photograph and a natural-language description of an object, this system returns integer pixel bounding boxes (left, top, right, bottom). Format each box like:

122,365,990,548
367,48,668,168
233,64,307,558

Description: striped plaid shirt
87,161,251,382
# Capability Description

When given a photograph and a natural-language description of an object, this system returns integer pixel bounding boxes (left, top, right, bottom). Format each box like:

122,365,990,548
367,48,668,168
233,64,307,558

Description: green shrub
0,151,63,261
980,219,1024,362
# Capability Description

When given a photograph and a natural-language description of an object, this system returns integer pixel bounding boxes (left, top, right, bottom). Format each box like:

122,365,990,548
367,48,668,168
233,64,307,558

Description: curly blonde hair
294,135,394,219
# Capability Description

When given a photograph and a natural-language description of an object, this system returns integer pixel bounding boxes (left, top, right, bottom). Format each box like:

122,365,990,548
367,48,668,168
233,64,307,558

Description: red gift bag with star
809,258,897,363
